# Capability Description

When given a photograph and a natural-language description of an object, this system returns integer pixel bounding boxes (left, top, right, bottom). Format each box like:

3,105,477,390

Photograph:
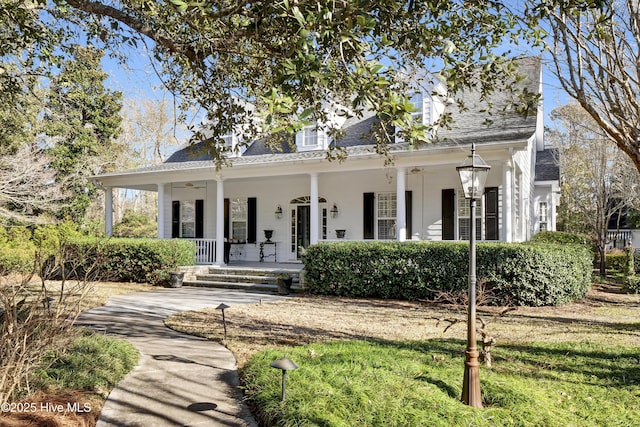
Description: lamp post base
462,349,482,408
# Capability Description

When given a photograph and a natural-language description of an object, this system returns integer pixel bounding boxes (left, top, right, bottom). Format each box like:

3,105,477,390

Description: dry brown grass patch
165,283,640,368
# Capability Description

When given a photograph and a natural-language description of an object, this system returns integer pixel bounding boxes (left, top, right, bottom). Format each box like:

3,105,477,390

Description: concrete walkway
77,287,288,427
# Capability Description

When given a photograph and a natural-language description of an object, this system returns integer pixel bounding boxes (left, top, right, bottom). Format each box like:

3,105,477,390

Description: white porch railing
190,238,216,264
607,230,632,249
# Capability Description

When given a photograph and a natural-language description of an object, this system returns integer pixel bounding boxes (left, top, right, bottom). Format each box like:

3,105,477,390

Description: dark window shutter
195,199,204,238
405,190,412,238
363,192,375,239
485,187,499,240
247,197,257,243
224,198,230,239
442,189,455,240
171,201,180,238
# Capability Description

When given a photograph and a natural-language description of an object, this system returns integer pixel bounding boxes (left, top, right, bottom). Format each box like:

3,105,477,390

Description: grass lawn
243,340,639,426
166,281,640,426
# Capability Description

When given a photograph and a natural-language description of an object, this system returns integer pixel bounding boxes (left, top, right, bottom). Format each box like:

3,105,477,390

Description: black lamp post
456,142,490,408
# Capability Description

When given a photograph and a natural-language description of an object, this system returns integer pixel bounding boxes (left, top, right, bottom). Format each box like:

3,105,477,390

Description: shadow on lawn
358,338,640,391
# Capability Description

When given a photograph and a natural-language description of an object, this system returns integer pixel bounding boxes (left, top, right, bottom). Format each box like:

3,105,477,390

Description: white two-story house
94,57,559,265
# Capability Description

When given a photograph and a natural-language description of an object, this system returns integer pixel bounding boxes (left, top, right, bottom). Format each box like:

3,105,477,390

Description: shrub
623,247,635,276
0,245,35,275
113,210,157,238
304,241,592,306
605,250,628,273
0,227,37,275
65,238,195,284
623,275,640,294
531,231,592,247
634,249,640,275
532,231,597,265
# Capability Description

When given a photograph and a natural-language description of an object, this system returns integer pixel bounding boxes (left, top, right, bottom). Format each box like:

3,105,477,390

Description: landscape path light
270,357,298,401
216,303,230,340
456,141,490,408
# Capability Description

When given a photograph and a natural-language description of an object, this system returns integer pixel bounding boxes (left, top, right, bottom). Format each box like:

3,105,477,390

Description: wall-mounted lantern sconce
330,203,339,218
216,303,230,341
270,357,298,401
275,205,283,219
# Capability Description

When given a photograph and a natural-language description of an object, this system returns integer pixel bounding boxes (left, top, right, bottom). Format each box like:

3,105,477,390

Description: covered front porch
96,142,531,266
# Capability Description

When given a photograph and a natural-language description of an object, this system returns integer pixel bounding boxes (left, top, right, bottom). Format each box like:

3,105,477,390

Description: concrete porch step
183,279,303,294
195,273,300,285
179,264,304,293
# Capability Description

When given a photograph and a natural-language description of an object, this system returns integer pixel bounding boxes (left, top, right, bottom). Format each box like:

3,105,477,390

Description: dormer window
409,92,424,124
222,132,234,148
222,131,247,157
395,75,447,144
302,126,318,147
296,123,329,151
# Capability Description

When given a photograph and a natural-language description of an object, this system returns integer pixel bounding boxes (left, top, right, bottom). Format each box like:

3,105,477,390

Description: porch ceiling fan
174,182,206,189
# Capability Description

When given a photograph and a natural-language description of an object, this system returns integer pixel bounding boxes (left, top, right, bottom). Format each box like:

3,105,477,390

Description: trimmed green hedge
65,238,195,284
606,253,628,272
303,241,592,306
623,275,640,294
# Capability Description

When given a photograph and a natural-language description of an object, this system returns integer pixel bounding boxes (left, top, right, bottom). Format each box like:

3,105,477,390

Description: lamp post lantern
456,142,490,408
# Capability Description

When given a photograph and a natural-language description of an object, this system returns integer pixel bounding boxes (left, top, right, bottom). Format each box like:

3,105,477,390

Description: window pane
539,202,547,222
232,222,247,241
458,218,481,241
378,219,396,240
457,192,481,241
410,92,423,123
181,201,195,238
230,198,247,240
377,193,396,218
222,133,233,148
303,126,318,146
377,192,397,239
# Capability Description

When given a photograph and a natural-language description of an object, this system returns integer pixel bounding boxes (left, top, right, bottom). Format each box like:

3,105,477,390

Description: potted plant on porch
276,273,293,295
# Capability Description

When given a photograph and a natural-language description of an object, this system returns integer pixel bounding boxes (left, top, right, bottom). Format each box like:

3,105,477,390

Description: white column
396,167,407,241
310,173,319,244
551,188,559,231
501,162,512,242
105,187,113,237
216,178,225,265
157,183,165,238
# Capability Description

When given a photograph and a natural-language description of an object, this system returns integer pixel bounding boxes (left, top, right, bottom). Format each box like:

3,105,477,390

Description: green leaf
292,6,306,25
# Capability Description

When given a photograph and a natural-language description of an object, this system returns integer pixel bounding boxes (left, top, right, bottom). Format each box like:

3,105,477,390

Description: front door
295,205,311,258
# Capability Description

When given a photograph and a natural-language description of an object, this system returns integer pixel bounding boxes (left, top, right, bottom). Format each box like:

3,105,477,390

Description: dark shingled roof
535,148,560,181
166,56,541,163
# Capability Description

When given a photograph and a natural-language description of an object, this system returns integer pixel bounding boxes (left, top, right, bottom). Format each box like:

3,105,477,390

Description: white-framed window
296,123,328,150
222,131,246,157
409,92,424,124
457,194,482,241
302,125,318,147
539,201,548,232
181,200,196,238
377,192,397,240
230,198,248,241
222,132,234,148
